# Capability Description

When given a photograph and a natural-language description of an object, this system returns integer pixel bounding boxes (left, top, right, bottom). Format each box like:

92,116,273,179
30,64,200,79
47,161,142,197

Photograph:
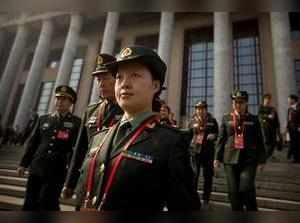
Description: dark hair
160,103,170,113
289,94,298,102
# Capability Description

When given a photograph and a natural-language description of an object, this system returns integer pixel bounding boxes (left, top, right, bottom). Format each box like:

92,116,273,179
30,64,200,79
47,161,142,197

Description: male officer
17,85,81,210
214,90,266,211
189,101,218,208
286,94,300,163
75,46,200,211
62,54,123,201
258,94,282,160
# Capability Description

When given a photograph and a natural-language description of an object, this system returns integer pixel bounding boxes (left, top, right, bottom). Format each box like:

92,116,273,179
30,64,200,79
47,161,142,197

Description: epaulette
157,123,180,132
90,126,110,138
87,101,102,108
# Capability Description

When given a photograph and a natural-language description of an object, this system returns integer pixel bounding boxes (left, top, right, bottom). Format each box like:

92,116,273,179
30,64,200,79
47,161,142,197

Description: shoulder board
157,123,181,132
87,101,101,108
40,114,49,119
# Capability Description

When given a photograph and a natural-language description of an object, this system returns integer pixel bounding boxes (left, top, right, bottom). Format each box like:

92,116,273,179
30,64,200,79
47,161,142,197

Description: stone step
0,183,76,207
0,176,27,187
198,190,300,211
198,182,300,202
198,177,300,193
0,194,74,211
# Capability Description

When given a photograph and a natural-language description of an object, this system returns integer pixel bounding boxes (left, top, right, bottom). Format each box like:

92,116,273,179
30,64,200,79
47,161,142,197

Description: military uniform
64,100,123,191
215,91,266,211
75,46,200,211
287,103,300,162
189,110,218,204
64,54,123,202
19,86,81,210
76,112,200,211
258,105,281,159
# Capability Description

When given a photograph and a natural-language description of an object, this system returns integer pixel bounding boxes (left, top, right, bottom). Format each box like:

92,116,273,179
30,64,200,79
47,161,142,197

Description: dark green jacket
65,100,123,189
76,121,200,211
189,113,218,158
215,113,266,165
258,105,280,145
20,112,81,179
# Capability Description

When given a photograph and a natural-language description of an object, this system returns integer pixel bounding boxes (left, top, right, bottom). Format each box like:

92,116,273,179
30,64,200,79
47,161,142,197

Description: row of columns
213,12,297,129
0,12,297,131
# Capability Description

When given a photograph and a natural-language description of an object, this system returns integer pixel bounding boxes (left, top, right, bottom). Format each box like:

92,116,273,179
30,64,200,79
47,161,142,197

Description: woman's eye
132,73,140,78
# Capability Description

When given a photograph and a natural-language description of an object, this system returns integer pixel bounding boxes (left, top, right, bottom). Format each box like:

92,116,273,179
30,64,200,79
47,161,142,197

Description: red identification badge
195,134,204,144
56,130,69,140
234,133,244,149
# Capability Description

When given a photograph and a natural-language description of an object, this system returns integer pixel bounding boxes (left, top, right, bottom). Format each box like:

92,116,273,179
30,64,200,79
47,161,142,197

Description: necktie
113,122,131,148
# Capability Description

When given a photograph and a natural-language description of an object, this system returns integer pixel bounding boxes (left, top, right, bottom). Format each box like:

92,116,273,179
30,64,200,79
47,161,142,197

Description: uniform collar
51,111,72,119
120,111,156,130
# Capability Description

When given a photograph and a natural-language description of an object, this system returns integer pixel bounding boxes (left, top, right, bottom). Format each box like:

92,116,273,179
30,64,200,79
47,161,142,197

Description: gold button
100,164,105,173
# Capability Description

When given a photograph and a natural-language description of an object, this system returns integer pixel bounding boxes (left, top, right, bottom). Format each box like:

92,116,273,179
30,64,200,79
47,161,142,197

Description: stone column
0,30,6,58
14,19,54,130
270,12,297,131
158,12,175,101
90,12,120,103
49,13,82,112
0,24,29,115
213,12,234,124
54,13,83,87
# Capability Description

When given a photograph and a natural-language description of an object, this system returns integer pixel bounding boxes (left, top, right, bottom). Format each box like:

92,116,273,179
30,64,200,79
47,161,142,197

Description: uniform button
52,136,56,139
48,150,52,154
53,130,57,133
49,143,54,147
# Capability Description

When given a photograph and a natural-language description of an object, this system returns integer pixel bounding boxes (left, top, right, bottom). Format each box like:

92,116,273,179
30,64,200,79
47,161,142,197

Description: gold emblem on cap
121,48,132,58
97,55,103,65
61,86,67,92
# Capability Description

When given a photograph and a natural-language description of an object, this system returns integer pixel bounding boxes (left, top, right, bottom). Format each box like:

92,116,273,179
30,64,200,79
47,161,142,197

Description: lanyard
84,127,113,204
83,114,159,210
231,112,245,136
98,115,159,210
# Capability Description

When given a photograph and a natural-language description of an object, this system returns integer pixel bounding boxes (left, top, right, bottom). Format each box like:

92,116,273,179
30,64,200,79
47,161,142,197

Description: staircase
0,144,299,211
0,144,75,211
197,149,300,211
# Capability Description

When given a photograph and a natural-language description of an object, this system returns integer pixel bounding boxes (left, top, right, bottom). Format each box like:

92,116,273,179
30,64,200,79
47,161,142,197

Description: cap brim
106,55,143,75
91,69,110,75
232,96,248,101
195,104,207,108
55,93,75,103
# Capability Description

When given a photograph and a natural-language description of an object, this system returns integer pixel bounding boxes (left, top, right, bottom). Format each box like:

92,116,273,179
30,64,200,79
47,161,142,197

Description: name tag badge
207,122,214,126
234,133,244,149
64,122,73,128
244,121,254,126
56,130,69,140
122,151,153,164
42,123,49,128
195,134,204,144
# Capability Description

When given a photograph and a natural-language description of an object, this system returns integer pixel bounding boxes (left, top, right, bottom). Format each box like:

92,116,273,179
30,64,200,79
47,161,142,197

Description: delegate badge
234,133,244,149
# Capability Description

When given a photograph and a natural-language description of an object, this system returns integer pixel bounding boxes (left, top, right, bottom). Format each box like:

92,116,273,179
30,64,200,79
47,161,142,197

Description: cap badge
61,86,67,92
121,48,132,58
96,55,103,65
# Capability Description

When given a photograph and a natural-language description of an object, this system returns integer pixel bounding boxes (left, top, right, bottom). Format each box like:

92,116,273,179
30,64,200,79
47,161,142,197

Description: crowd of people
0,111,39,147
0,45,296,212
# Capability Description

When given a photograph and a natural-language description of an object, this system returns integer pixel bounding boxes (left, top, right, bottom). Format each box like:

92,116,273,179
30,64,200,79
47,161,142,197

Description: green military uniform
189,102,218,204
64,54,123,194
76,112,200,211
215,91,266,211
258,105,281,159
75,46,200,211
20,85,81,210
287,100,300,162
